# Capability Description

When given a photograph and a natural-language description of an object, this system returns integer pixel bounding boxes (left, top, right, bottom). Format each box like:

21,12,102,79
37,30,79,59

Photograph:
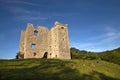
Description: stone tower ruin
19,21,71,59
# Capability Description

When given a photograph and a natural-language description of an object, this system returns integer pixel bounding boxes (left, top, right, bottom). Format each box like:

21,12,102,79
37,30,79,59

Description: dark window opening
61,27,64,29
33,52,37,56
56,55,57,58
63,38,64,41
31,44,36,49
34,30,38,36
43,52,48,58
50,53,52,56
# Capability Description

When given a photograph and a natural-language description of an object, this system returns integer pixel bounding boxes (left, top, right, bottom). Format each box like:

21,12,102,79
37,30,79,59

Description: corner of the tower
26,23,34,31
54,21,68,27
50,21,71,60
54,21,60,25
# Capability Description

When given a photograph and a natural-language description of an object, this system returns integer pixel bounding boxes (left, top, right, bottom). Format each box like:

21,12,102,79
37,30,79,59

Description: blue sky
0,0,120,59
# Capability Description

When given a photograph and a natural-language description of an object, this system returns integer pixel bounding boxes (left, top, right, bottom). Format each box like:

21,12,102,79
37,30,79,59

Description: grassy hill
0,59,120,80
71,47,120,65
99,48,120,65
1,47,120,80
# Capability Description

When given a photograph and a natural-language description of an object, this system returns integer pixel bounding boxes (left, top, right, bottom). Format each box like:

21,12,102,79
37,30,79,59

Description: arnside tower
18,21,71,59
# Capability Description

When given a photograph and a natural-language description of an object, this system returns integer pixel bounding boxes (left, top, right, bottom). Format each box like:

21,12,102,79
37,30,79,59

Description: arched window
43,52,48,58
34,30,38,36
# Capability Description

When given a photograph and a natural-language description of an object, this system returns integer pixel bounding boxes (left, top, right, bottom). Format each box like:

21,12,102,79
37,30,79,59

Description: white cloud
1,0,48,21
6,7,48,21
102,26,120,42
1,0,83,21
2,0,39,6
70,26,120,52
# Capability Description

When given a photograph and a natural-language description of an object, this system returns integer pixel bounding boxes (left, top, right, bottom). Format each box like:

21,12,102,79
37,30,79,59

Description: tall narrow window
34,30,38,36
31,44,36,49
33,52,37,56
50,53,52,56
61,27,64,29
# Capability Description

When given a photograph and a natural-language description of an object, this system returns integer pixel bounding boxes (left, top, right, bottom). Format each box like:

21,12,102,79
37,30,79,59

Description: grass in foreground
0,59,120,80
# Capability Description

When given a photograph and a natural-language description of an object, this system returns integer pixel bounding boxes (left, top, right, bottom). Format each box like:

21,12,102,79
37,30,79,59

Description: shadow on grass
0,59,120,80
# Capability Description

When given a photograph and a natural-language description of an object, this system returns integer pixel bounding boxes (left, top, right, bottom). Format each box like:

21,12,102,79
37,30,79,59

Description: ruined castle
18,21,71,59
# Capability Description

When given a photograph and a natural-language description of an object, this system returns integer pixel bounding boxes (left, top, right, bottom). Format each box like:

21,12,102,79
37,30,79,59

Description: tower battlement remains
18,21,71,59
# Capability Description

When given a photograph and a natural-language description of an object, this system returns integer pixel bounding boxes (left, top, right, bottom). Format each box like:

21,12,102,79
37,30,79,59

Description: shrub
16,51,24,59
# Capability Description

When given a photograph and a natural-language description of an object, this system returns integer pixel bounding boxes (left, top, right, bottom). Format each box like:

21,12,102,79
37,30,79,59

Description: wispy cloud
5,6,80,21
1,0,39,6
0,0,83,21
70,26,120,52
102,26,120,42
5,6,48,21
0,0,48,21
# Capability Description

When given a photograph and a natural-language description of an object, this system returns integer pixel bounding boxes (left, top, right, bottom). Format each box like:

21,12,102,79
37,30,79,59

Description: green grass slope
99,48,120,65
0,59,120,80
71,47,120,65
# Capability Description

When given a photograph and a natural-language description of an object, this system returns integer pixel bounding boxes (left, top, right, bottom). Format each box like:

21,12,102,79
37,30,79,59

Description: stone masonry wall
19,21,71,59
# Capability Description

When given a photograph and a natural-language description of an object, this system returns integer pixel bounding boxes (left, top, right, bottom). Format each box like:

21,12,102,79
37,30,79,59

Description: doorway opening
43,52,48,58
